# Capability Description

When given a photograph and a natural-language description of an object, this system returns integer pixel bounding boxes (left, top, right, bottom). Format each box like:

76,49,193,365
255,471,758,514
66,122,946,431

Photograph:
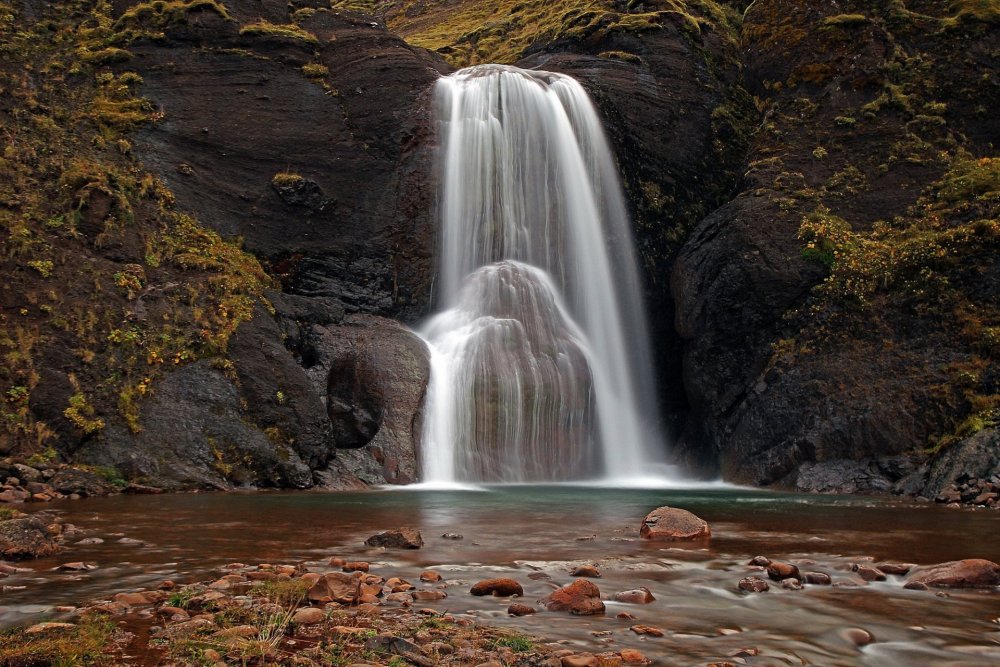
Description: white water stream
419,65,671,484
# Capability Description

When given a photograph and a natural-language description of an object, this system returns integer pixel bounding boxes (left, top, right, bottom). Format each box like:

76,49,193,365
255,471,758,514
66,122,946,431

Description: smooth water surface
2,487,999,665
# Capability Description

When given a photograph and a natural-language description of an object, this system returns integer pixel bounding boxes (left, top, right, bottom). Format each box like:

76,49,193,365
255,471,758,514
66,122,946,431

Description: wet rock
570,565,601,578
123,483,163,494
842,628,876,646
385,592,414,605
620,648,651,665
386,577,415,592
292,607,326,625
47,468,113,497
561,655,598,667
365,527,424,549
57,561,97,572
613,587,655,604
76,537,104,545
0,515,60,560
780,578,802,590
411,590,447,601
738,576,769,593
877,563,913,576
507,603,536,616
904,559,1000,588
541,578,605,615
766,562,800,581
629,625,665,637
852,565,886,582
803,572,831,585
470,578,523,597
441,533,464,540
420,570,442,582
342,561,369,573
748,556,771,567
639,506,710,541
113,592,158,606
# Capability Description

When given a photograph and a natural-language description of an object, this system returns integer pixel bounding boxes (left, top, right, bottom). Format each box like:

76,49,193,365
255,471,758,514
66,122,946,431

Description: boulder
0,515,60,560
639,507,710,541
365,528,423,549
613,588,655,604
540,579,605,615
470,578,523,597
507,603,536,616
904,559,1000,589
307,572,362,604
738,576,769,593
803,572,831,585
48,469,113,497
766,562,800,581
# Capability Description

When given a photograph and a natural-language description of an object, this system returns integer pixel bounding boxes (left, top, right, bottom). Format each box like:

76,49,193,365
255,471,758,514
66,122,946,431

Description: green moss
598,50,642,63
820,14,869,28
115,0,230,37
239,21,319,44
301,62,329,78
0,618,116,665
379,0,738,67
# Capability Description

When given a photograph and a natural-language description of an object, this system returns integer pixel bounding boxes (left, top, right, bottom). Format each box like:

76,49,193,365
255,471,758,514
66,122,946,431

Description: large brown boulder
904,560,1000,589
307,571,363,604
0,515,61,560
540,579,605,615
639,506,710,541
470,578,523,597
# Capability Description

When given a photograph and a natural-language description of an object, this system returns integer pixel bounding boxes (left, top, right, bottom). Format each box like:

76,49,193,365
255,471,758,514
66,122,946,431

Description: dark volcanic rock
920,429,1000,498
75,361,312,490
306,315,430,486
365,528,423,549
669,0,1000,485
48,469,114,497
126,6,447,322
0,515,60,560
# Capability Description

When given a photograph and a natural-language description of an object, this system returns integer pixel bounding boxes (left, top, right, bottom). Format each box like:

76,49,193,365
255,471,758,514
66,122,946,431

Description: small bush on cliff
240,21,319,44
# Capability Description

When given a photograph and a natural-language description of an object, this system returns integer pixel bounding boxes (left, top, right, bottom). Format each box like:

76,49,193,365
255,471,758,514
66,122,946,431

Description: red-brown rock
541,578,605,615
570,565,601,578
507,603,536,616
420,570,442,582
876,562,913,576
470,578,523,597
852,565,886,582
904,559,1000,589
307,572,362,604
629,624,664,637
803,572,831,585
342,561,369,573
766,562,800,581
639,506,710,541
613,587,655,604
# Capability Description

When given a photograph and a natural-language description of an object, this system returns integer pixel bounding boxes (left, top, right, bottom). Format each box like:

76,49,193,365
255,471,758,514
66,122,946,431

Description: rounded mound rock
639,506,710,541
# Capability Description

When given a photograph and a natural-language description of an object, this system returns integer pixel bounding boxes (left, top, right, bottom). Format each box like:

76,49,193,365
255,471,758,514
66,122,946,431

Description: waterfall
419,64,667,484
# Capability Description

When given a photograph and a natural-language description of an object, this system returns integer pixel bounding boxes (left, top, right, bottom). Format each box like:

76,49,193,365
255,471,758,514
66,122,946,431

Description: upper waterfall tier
421,64,667,483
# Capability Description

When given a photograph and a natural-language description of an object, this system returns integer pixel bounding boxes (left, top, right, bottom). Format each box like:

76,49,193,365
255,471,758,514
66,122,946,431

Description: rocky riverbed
2,488,999,666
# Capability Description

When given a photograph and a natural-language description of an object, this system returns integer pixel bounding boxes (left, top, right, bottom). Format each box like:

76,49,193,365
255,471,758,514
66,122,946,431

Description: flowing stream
3,489,999,666
419,65,667,484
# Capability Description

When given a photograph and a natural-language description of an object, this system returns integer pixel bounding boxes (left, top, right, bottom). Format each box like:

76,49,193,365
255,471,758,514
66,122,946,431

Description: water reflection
1,487,997,665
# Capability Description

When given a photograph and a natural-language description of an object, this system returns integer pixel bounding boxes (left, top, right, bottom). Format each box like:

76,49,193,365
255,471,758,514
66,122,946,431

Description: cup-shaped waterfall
420,64,666,484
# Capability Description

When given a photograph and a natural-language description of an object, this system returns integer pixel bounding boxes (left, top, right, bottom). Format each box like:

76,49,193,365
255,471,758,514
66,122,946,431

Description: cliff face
672,0,1000,492
1,0,996,493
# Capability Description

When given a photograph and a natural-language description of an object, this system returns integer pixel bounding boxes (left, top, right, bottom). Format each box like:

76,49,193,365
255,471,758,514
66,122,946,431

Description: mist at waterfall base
415,65,687,488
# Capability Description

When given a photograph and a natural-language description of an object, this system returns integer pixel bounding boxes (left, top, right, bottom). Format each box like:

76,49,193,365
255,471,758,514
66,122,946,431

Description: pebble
507,603,536,616
630,625,665,637
738,576,769,593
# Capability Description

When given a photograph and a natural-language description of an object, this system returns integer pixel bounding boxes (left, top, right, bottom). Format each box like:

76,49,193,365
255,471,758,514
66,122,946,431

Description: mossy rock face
671,0,1000,486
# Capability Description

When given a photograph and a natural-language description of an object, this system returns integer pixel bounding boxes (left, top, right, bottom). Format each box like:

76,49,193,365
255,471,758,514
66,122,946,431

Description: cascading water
420,64,668,484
